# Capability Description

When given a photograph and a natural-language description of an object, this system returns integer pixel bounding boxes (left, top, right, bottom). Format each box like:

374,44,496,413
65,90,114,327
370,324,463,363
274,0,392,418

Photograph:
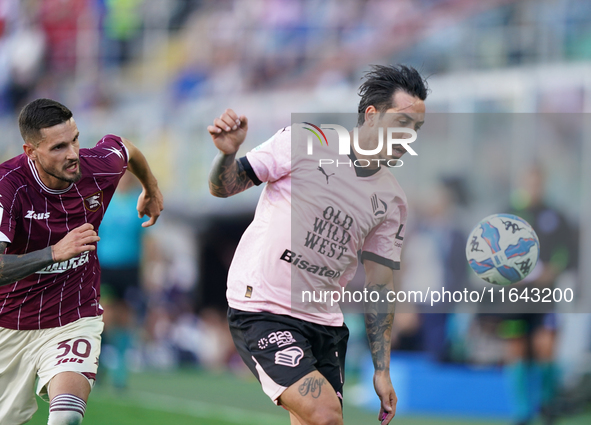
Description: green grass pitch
26,369,591,425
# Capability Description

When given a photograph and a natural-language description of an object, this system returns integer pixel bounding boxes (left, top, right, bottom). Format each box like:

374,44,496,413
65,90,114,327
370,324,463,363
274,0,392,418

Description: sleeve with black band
239,156,262,186
360,251,400,270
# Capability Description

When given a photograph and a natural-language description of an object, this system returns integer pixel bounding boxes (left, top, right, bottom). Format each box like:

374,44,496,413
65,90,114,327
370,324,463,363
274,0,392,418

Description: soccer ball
466,214,540,285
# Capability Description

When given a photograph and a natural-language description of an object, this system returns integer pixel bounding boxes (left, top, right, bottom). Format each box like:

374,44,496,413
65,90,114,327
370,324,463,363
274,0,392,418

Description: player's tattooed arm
209,154,254,198
0,223,100,286
208,109,251,197
364,278,395,371
0,242,53,287
363,260,398,424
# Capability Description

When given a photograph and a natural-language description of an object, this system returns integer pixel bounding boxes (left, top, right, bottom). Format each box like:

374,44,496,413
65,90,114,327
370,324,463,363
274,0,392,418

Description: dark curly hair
357,65,429,126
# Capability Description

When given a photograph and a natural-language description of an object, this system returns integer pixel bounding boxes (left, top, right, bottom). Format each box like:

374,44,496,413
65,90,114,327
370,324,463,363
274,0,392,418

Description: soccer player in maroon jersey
0,99,163,425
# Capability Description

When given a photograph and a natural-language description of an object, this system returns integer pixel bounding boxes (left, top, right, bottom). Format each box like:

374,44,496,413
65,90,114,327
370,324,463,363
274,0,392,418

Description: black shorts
100,266,140,301
227,308,349,405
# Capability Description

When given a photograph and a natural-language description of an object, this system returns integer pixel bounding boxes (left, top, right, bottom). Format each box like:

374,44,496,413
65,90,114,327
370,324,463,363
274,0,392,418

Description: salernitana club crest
84,191,103,212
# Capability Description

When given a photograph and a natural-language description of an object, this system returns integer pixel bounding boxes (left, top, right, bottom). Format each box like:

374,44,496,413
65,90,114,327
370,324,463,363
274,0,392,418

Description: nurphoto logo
304,124,417,168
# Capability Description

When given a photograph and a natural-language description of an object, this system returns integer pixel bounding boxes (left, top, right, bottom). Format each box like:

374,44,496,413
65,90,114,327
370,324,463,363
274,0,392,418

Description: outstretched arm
363,259,398,424
208,109,253,198
120,138,164,227
0,223,100,286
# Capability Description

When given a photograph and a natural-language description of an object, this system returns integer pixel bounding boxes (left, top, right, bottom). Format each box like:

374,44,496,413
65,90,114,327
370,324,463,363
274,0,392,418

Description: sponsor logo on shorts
257,330,296,350
55,357,84,366
54,338,92,366
275,346,304,367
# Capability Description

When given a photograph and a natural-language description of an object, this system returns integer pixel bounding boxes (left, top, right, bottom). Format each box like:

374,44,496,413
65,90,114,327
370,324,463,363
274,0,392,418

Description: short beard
43,164,82,184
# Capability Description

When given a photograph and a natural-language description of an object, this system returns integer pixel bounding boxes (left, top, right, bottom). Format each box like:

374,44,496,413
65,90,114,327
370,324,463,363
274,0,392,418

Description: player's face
375,91,425,161
28,118,81,190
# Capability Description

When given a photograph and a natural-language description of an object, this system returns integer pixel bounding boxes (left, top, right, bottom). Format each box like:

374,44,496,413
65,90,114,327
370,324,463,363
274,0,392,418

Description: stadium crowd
1,0,591,116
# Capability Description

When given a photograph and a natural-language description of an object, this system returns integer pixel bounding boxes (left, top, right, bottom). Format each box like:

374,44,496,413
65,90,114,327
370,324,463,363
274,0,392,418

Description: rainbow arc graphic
303,122,329,146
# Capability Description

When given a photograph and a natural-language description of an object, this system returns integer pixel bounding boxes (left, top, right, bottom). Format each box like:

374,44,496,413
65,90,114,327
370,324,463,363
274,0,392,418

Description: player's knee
47,410,83,425
307,405,343,425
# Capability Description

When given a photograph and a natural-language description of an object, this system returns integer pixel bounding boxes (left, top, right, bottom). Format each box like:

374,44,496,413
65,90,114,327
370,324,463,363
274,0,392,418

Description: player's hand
137,186,164,227
207,109,248,155
374,371,397,424
51,223,100,262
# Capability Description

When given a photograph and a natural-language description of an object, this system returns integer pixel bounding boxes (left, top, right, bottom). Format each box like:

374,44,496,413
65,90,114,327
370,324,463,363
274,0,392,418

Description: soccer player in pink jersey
0,98,163,425
208,65,427,425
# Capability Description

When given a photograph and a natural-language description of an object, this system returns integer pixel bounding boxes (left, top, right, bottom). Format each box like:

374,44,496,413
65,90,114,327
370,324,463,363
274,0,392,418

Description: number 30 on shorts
55,339,92,365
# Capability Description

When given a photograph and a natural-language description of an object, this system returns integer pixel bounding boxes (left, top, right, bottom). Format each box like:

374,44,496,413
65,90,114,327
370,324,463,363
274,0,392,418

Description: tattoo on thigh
298,377,325,398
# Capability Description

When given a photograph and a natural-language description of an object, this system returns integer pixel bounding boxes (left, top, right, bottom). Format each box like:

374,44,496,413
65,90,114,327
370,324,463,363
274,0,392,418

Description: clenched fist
51,223,100,262
207,109,248,155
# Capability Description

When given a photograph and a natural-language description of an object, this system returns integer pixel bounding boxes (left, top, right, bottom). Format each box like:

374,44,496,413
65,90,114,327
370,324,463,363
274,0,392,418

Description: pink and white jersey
227,125,407,326
0,135,128,330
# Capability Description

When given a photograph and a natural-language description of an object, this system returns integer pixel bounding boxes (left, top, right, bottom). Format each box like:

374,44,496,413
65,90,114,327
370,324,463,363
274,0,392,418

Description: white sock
47,394,86,425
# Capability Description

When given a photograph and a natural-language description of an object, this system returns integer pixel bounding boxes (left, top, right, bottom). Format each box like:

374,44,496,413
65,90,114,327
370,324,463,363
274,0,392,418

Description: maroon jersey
0,135,128,330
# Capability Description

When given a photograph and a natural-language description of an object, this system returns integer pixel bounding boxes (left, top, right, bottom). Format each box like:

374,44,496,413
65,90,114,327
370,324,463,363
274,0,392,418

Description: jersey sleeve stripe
360,251,400,270
239,156,263,186
120,140,130,162
8,184,27,234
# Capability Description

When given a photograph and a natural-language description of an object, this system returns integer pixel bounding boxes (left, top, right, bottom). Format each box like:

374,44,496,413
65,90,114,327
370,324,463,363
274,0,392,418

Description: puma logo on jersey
317,166,335,184
25,210,50,220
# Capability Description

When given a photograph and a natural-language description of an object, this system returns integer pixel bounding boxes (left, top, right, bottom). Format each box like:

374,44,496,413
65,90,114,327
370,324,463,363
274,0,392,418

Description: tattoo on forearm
0,243,54,287
298,377,325,398
364,280,395,371
209,154,254,197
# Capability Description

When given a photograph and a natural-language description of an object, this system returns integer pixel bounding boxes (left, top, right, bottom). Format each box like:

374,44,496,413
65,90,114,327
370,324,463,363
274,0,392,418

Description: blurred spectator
501,165,578,425
400,177,469,361
0,0,45,113
3,24,45,111
101,0,145,67
98,172,146,388
141,217,199,368
39,0,87,73
169,307,235,370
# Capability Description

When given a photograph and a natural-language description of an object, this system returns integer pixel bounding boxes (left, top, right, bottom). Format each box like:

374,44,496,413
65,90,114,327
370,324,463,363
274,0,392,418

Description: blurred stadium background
1,0,591,424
